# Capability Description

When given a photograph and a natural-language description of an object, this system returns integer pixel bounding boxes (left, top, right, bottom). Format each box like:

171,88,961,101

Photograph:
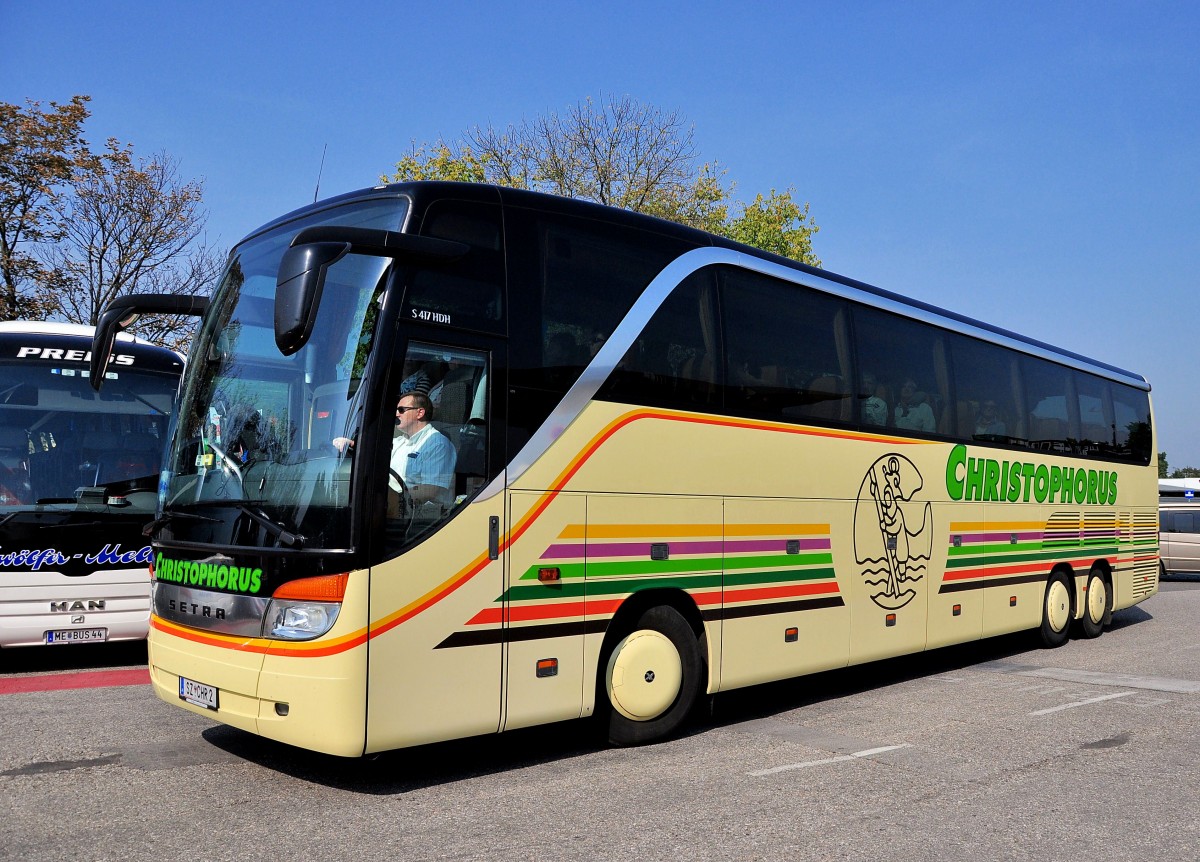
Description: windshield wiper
143,510,223,538
175,500,306,549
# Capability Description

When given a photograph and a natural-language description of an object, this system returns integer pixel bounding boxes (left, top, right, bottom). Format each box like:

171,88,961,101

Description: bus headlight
264,600,341,640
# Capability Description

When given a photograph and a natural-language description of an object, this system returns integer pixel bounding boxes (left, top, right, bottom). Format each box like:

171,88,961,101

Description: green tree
724,189,821,267
1159,451,1169,478
384,95,819,265
1170,466,1200,478
0,95,93,319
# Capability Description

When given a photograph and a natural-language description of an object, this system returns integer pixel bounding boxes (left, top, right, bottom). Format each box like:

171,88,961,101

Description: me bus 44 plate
44,628,107,644
178,676,219,711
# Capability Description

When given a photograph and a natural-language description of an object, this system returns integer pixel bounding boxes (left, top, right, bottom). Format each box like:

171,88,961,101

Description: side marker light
784,627,799,643
536,658,558,678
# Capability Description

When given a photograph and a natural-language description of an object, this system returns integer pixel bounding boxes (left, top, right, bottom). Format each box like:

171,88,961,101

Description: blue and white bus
0,322,182,649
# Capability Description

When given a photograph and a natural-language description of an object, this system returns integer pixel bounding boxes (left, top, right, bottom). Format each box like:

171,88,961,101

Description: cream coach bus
91,182,1158,756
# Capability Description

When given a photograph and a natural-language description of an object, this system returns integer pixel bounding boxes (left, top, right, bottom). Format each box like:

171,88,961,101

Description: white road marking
1028,691,1135,716
749,744,911,777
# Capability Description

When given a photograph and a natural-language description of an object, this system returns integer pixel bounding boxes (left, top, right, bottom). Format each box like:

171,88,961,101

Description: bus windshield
0,359,176,510
160,197,408,551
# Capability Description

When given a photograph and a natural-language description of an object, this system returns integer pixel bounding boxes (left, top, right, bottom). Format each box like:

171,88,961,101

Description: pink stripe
541,538,831,559
0,668,149,694
950,532,1042,545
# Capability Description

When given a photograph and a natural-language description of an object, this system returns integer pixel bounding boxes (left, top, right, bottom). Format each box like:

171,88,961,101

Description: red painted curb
0,668,150,694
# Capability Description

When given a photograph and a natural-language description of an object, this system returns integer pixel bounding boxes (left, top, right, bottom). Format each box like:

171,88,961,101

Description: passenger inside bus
893,379,935,432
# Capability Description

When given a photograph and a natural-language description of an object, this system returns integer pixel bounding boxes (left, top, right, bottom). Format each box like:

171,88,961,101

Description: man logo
50,600,106,612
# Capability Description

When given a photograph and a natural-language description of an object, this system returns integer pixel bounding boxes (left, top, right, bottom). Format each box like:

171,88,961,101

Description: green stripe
503,566,839,603
519,552,833,581
946,546,1119,568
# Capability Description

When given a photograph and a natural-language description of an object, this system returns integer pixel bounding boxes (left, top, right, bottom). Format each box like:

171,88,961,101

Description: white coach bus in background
0,321,183,649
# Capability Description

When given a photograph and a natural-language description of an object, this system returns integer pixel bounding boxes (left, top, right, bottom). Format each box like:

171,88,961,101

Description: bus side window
720,266,852,426
597,271,719,410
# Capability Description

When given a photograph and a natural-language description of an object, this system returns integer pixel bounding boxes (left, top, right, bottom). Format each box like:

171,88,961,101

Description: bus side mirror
90,294,210,390
274,241,351,356
274,226,467,356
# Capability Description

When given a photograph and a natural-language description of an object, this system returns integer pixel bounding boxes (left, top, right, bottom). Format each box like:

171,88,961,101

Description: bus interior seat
0,426,31,504
805,375,851,422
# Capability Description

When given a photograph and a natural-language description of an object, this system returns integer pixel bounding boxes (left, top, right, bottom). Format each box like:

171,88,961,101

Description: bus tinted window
406,199,505,334
1075,370,1110,453
720,267,851,425
598,271,720,410
1111,382,1152,464
949,335,1021,444
1022,356,1077,454
854,307,949,437
508,212,693,393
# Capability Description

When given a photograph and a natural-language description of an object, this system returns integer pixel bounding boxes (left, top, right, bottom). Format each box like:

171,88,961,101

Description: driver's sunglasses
396,405,419,414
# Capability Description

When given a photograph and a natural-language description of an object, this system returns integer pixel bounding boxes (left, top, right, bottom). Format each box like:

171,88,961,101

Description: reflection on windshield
162,197,408,550
0,363,177,511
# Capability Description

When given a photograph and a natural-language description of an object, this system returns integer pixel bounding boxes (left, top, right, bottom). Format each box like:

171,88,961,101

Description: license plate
44,627,108,644
178,676,219,711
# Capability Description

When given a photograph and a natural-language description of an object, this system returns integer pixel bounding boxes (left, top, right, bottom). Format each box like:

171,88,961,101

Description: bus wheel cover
604,605,703,746
1079,567,1109,639
1040,570,1073,648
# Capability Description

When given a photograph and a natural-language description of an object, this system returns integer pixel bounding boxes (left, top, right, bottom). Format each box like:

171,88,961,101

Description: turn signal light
273,573,349,602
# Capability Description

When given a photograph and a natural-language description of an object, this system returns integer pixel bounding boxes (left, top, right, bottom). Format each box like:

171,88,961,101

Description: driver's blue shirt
388,424,456,505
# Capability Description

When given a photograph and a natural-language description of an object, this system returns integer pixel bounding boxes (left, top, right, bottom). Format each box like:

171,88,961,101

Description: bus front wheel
1039,570,1073,648
603,605,703,746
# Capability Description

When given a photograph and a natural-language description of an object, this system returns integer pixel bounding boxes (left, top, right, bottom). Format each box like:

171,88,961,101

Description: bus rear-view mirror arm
89,293,210,390
275,226,468,356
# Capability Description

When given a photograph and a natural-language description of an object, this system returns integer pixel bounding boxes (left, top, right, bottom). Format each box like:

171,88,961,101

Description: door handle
488,516,500,560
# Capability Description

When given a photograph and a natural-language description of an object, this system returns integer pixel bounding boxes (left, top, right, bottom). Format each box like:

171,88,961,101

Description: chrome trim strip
152,581,269,637
480,246,1149,500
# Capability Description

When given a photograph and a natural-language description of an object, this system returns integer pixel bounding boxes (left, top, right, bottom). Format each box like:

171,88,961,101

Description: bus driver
334,392,457,507
390,392,456,506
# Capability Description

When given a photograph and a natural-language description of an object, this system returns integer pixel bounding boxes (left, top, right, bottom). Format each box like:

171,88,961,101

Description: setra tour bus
90,182,1158,756
0,321,182,649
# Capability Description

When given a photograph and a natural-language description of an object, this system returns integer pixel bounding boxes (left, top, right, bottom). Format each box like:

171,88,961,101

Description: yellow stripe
949,521,1047,531
558,522,831,539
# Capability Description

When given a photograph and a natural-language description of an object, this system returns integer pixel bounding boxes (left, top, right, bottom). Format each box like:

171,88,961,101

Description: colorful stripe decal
939,513,1159,594
436,521,843,648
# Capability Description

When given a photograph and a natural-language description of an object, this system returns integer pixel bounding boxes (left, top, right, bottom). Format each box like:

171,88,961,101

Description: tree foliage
384,95,820,266
0,95,93,319
1,95,216,350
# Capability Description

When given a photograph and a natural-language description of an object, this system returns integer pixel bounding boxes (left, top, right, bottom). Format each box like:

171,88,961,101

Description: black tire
1039,569,1073,648
1079,567,1109,639
602,605,704,746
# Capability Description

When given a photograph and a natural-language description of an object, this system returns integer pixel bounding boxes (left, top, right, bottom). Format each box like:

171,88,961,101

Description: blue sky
4,1,1197,467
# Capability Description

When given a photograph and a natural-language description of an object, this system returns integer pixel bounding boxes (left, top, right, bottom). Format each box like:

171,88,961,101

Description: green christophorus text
946,444,1117,505
155,552,263,594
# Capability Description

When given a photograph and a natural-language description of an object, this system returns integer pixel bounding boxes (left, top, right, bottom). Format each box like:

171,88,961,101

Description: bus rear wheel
1039,570,1073,648
1079,567,1110,639
603,605,703,746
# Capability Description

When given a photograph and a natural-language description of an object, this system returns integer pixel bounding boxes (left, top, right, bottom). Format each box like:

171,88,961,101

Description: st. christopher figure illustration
853,454,933,610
